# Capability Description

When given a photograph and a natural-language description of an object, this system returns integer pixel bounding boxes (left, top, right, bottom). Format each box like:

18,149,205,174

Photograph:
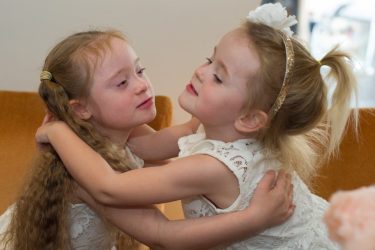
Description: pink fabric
324,186,375,250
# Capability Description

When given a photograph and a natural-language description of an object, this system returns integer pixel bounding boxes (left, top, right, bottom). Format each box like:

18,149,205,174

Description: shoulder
171,154,230,178
162,154,233,193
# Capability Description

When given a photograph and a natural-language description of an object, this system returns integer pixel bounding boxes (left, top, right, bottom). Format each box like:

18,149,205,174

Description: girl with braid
0,28,294,249
34,3,358,249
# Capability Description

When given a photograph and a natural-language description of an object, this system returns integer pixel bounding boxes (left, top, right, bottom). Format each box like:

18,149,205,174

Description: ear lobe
235,110,268,133
69,99,92,120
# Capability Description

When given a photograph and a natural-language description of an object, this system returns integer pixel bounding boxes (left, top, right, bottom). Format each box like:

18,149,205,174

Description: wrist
236,205,266,236
47,121,71,142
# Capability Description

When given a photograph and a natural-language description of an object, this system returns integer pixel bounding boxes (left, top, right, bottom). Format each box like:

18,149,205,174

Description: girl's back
179,133,338,249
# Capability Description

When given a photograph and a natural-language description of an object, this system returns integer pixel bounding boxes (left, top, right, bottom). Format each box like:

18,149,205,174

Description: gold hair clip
40,71,52,81
269,36,294,119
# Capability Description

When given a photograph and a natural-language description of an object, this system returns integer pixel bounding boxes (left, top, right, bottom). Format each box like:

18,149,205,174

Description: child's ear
234,110,268,133
69,99,92,120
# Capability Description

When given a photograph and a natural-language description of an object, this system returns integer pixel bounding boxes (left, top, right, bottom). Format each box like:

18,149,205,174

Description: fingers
273,170,295,219
46,111,54,122
42,114,49,125
285,203,296,220
41,109,57,125
257,170,277,190
274,171,293,195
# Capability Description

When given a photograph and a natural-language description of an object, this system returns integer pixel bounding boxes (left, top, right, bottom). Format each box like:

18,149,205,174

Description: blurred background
264,0,375,107
0,0,260,124
1,0,373,124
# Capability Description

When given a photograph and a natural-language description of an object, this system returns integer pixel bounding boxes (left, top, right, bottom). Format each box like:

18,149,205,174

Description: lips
186,83,198,96
137,97,153,109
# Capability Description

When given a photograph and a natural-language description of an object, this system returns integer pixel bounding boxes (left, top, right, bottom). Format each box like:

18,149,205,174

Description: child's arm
36,121,277,208
36,120,222,206
78,170,294,249
128,117,200,161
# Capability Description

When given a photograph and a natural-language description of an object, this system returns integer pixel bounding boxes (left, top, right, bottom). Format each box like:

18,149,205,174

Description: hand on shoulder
35,114,69,145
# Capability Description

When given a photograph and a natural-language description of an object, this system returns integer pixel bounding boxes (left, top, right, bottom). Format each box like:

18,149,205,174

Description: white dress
0,203,116,250
179,133,339,250
0,147,143,250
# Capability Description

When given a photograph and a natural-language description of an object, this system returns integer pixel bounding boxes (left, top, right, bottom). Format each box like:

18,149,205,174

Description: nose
194,65,206,83
134,77,149,94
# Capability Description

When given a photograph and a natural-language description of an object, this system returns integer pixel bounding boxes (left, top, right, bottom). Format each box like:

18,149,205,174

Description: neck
99,128,132,147
203,124,253,142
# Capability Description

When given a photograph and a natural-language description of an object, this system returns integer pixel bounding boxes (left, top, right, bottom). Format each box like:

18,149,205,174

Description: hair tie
40,71,53,81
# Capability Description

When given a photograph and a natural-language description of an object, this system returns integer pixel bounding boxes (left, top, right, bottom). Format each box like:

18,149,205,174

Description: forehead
98,37,136,70
216,29,260,79
91,38,137,81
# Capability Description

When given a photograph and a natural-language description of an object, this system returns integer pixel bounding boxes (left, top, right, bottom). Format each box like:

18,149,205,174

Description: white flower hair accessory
247,3,297,36
246,3,297,119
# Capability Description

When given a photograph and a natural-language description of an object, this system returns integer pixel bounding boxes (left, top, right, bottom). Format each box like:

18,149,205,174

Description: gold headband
268,36,294,119
40,71,52,81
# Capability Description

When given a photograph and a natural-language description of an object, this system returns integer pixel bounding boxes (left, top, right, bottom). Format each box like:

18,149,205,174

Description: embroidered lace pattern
178,133,339,250
0,204,116,250
70,203,117,250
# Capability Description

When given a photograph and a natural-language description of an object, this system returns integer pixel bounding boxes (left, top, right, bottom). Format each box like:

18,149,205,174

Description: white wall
0,0,260,124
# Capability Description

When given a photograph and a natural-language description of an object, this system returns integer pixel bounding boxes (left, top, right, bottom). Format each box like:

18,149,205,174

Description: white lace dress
179,133,339,250
0,203,116,250
0,147,143,250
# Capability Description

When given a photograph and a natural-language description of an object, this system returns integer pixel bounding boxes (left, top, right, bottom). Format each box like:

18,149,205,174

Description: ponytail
320,47,358,156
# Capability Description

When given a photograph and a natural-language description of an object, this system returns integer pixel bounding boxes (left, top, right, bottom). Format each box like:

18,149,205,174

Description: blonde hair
3,30,138,249
241,22,358,184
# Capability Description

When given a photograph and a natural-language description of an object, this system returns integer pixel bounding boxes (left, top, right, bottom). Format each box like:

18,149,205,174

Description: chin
140,108,157,125
178,93,191,110
147,109,157,122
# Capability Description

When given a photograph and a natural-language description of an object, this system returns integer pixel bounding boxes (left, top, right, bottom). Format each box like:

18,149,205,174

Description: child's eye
205,57,213,64
214,74,223,83
137,67,146,75
205,57,222,83
117,80,127,87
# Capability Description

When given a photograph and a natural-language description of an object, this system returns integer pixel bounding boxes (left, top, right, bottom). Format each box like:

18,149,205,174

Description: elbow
89,180,119,206
92,191,117,206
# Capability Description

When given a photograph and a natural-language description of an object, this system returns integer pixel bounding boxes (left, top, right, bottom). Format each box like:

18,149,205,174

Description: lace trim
0,203,116,250
179,133,339,249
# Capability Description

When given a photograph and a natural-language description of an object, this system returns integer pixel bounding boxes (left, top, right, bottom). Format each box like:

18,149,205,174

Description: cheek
199,89,229,109
95,98,132,121
146,78,154,94
205,90,245,114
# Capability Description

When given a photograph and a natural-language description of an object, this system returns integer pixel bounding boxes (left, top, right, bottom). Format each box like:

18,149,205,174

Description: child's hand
186,116,201,133
35,113,63,146
249,170,295,231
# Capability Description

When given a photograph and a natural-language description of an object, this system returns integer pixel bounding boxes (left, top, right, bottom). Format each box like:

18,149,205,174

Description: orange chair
313,109,375,200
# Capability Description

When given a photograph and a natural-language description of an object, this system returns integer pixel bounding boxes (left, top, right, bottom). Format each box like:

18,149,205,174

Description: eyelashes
117,80,127,87
116,67,146,87
214,74,222,83
137,67,146,75
205,57,222,83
